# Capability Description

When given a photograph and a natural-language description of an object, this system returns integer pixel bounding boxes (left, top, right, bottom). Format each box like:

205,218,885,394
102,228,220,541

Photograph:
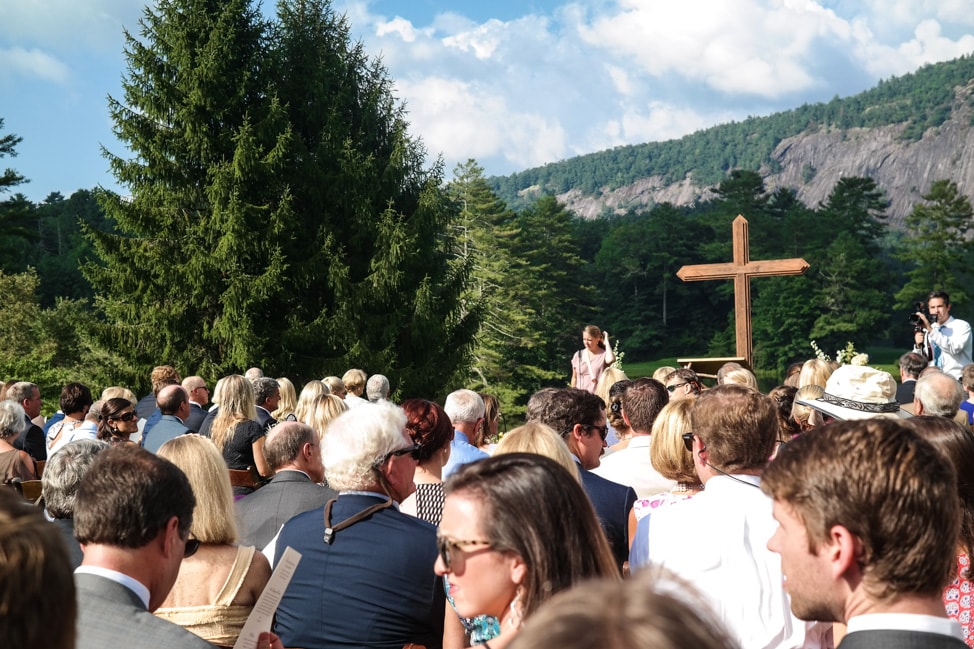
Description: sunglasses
682,432,695,452
667,382,689,393
110,411,137,422
184,536,201,558
436,536,493,571
586,424,609,441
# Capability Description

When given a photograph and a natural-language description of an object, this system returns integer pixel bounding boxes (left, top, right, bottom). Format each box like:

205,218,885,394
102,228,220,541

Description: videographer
911,290,972,380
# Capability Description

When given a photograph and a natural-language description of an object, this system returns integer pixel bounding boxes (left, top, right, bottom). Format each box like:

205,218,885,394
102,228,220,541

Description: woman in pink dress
570,325,615,393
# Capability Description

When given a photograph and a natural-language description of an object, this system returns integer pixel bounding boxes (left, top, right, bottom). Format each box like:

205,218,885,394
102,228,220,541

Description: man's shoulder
840,630,967,649
581,468,637,504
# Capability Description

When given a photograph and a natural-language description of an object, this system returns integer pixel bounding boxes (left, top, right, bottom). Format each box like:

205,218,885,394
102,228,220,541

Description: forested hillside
490,54,974,224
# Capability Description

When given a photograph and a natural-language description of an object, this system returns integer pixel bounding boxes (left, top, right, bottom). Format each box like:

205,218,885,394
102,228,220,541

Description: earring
508,587,524,629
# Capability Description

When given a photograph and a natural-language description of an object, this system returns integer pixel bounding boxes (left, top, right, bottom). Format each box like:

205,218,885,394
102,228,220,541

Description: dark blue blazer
580,467,637,570
273,494,444,649
183,403,208,434
236,470,337,549
15,416,46,461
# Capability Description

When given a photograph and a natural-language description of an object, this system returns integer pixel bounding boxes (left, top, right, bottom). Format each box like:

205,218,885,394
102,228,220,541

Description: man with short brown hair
663,368,702,401
763,419,964,649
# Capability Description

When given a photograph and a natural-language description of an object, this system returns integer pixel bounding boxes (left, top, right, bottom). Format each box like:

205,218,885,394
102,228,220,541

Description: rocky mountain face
546,86,974,228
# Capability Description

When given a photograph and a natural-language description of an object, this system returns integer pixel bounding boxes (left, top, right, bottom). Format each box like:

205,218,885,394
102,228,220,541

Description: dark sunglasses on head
682,432,695,452
376,443,422,466
110,411,137,422
586,424,609,441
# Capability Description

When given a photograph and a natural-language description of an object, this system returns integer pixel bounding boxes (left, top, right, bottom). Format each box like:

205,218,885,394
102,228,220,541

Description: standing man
7,381,46,461
764,418,964,649
180,376,209,433
72,445,212,649
592,378,674,498
632,384,825,649
914,290,972,381
441,389,488,479
526,387,636,571
896,352,927,405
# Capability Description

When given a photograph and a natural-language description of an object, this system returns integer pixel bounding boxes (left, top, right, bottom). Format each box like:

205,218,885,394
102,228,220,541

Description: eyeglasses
682,432,695,452
193,386,209,392
184,536,201,558
586,424,609,441
377,443,421,465
436,536,493,571
111,411,137,422
667,382,689,393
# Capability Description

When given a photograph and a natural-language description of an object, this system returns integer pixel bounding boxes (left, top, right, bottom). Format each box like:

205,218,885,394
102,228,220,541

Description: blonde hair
306,394,348,439
596,367,629,408
322,376,344,396
652,366,677,383
211,375,257,452
295,380,328,423
100,386,137,407
157,435,238,544
797,359,833,390
649,400,697,484
272,377,297,421
791,384,825,428
211,376,227,407
494,422,580,483
720,367,759,391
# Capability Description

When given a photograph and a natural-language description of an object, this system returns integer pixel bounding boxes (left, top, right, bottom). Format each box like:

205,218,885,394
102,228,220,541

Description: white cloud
0,47,70,84
442,19,507,60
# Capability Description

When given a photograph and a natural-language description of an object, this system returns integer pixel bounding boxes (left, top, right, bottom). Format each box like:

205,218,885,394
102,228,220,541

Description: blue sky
2,0,974,202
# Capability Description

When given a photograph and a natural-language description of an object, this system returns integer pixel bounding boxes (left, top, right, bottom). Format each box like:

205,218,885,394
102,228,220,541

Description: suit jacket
256,406,276,433
184,402,208,433
75,572,214,649
580,467,637,569
140,415,189,453
14,415,46,461
273,494,444,649
896,379,917,405
134,393,157,420
198,407,218,438
236,470,337,548
52,516,83,569
840,630,968,649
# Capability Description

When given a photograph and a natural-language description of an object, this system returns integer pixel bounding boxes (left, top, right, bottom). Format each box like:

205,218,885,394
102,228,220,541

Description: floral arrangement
611,338,624,371
810,340,869,366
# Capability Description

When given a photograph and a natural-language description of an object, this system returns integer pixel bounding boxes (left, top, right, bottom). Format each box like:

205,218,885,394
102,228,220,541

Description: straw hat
795,365,911,421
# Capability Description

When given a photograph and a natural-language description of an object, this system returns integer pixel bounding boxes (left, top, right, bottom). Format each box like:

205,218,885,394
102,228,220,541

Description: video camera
909,301,926,332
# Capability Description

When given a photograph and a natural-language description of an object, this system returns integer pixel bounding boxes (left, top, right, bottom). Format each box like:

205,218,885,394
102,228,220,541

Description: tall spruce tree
896,179,974,307
86,0,475,395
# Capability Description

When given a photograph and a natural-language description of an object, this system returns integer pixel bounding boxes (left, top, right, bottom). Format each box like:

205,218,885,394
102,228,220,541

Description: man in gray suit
72,445,213,649
764,419,966,649
237,421,336,549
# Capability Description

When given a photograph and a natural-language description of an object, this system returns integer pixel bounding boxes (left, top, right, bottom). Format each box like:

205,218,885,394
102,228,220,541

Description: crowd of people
2,292,974,649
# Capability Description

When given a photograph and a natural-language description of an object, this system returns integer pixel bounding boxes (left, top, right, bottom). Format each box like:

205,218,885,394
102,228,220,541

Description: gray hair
444,389,485,424
5,381,37,404
323,401,407,491
245,367,264,381
366,374,390,402
0,401,26,440
264,422,316,470
253,377,280,406
43,439,110,518
915,371,966,417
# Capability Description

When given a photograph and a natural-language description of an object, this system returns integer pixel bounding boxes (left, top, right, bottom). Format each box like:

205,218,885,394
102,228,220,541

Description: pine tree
895,179,973,307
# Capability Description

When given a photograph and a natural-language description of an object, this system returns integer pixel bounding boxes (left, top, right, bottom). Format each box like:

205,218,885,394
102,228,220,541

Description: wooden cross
676,215,809,367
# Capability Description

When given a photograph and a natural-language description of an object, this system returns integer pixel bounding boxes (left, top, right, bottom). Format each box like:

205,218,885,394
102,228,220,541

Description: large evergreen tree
896,179,974,307
85,0,475,395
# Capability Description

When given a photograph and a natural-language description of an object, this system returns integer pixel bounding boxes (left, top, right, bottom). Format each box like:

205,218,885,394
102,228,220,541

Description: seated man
764,419,964,649
140,385,191,453
271,402,444,649
237,422,337,548
72,445,212,649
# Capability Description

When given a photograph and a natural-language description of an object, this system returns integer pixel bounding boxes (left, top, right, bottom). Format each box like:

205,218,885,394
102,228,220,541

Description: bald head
264,421,323,482
157,385,188,416
915,371,965,418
